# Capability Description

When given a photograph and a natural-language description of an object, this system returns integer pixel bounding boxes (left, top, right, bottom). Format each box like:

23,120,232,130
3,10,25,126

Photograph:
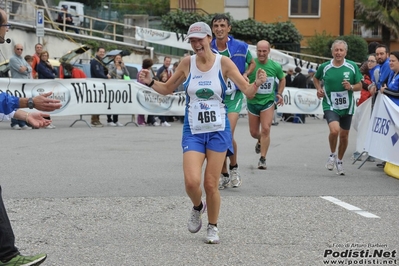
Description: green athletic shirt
315,59,362,116
247,58,285,105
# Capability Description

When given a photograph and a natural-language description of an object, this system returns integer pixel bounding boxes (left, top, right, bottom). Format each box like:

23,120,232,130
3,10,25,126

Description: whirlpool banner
0,79,359,116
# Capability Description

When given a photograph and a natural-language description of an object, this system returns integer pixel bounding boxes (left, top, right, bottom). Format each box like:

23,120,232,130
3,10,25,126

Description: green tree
355,0,399,48
161,10,302,51
307,33,368,63
306,31,334,63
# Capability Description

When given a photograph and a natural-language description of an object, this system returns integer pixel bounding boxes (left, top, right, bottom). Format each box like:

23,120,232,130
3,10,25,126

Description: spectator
37,50,57,129
306,69,316,89
172,61,179,74
107,54,128,127
368,41,379,55
156,56,172,81
31,43,42,79
56,5,79,34
292,67,307,123
90,47,111,127
292,66,307,88
285,68,294,87
24,55,33,66
60,63,87,78
381,51,399,105
9,44,32,130
157,71,171,127
137,58,159,126
367,53,380,84
281,68,295,122
352,60,375,162
369,45,390,169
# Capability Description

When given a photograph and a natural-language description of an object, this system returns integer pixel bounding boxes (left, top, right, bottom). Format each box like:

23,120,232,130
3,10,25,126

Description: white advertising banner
352,97,372,154
0,79,360,117
275,87,360,115
364,94,399,165
0,79,186,116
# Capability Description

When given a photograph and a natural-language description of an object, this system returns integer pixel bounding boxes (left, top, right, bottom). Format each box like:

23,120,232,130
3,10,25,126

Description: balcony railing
352,19,381,39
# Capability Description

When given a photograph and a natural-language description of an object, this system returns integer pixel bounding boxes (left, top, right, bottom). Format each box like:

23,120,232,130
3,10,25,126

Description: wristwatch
27,98,35,109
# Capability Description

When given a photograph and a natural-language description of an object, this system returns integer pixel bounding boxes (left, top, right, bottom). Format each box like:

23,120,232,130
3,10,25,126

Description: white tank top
184,54,228,134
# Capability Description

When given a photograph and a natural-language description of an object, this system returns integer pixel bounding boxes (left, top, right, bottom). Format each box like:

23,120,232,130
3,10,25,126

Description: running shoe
0,253,47,266
335,160,345,175
218,174,230,190
325,154,336,171
187,201,207,233
230,167,241,187
255,141,261,154
258,157,267,170
205,224,220,244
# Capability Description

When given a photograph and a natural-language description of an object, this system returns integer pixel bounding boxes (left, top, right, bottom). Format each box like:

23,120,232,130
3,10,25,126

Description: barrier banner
0,79,359,117
364,94,399,165
0,78,187,116
276,87,322,115
352,97,372,154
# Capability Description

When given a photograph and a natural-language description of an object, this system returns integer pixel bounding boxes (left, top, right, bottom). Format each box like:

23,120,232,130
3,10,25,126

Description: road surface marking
321,196,380,218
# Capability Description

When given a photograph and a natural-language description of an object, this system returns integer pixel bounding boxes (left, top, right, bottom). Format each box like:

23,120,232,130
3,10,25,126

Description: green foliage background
161,10,303,51
307,32,368,63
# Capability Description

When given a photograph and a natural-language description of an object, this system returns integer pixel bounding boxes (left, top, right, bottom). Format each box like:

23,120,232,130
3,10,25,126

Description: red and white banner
364,94,399,165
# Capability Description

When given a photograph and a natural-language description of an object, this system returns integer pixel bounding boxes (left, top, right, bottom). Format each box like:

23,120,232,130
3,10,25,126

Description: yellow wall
254,0,355,47
170,0,225,14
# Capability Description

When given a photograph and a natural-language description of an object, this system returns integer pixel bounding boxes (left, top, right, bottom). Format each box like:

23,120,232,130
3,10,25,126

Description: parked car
70,49,132,78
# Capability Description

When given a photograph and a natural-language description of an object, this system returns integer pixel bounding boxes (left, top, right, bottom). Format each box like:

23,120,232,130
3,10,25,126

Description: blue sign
36,9,44,37
37,11,43,24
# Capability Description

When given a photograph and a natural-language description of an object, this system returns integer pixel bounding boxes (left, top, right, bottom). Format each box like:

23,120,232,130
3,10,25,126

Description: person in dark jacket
285,68,294,87
56,5,79,34
37,51,57,79
37,50,57,128
292,67,307,88
90,47,110,127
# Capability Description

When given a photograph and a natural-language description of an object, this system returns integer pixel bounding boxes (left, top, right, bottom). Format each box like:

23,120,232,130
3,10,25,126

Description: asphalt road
1,115,398,266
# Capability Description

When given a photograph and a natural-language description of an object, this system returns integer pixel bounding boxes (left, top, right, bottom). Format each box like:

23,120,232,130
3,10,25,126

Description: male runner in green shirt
314,39,362,175
247,40,285,169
